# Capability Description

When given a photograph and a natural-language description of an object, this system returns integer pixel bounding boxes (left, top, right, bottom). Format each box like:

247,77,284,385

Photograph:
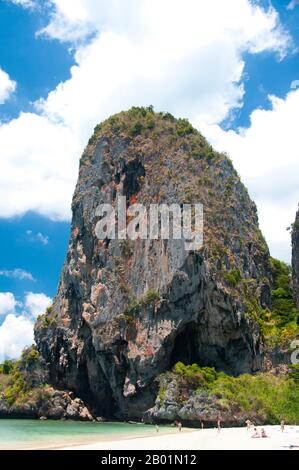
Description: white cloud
7,0,36,8
201,90,299,262
41,0,289,57
0,0,295,262
0,67,16,104
0,1,290,220
26,230,49,245
0,112,77,220
0,291,52,360
287,0,299,10
36,232,49,245
25,292,52,318
38,0,93,42
0,292,17,316
0,268,35,281
0,313,34,361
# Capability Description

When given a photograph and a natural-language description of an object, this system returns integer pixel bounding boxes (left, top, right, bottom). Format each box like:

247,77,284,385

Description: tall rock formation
35,107,272,420
292,205,299,310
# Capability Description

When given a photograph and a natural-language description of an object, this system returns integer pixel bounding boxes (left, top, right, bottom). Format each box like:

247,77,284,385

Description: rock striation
35,107,273,420
292,205,299,310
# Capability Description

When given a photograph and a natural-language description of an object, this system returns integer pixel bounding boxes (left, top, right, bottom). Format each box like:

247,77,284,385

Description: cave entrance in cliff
169,322,248,375
170,322,203,367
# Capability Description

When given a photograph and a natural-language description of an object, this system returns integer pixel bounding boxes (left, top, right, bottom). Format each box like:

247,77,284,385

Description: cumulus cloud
0,113,78,220
0,292,17,316
287,0,299,10
0,268,35,281
0,0,295,261
41,0,289,56
7,0,36,8
24,292,52,318
0,67,16,104
0,0,290,221
201,90,299,262
26,230,49,245
0,313,34,361
0,291,52,360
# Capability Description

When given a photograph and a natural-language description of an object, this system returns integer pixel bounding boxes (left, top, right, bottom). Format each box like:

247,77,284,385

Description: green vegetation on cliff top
84,106,218,172
88,106,199,144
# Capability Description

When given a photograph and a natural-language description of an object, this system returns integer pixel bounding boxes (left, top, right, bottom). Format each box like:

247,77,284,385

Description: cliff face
292,206,299,310
35,108,272,420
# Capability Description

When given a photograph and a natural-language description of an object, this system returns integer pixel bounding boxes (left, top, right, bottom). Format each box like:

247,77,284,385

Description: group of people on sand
246,419,286,438
251,427,268,438
201,417,286,437
155,418,287,435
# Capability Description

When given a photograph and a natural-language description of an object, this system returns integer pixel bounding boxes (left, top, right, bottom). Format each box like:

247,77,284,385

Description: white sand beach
61,425,299,451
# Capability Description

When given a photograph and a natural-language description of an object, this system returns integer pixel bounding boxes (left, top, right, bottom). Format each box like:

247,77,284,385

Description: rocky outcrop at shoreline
0,346,94,421
0,388,93,421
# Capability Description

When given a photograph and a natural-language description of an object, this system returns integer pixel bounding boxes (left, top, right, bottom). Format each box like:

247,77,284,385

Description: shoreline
1,419,298,450
59,425,299,451
26,426,183,451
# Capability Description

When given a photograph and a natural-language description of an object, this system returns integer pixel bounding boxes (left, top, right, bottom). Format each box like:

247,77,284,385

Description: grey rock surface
292,205,299,309
0,388,93,420
35,110,273,420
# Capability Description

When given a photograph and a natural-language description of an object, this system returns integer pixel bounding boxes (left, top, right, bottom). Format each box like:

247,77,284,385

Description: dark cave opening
76,354,117,418
169,321,227,371
170,322,203,367
169,322,252,375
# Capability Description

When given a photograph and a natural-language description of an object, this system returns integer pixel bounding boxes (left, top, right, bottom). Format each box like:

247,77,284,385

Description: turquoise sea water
0,420,160,450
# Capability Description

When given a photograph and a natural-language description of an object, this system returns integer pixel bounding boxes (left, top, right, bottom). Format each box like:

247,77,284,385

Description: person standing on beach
201,421,204,430
178,421,182,432
217,418,221,433
280,420,285,432
156,425,160,433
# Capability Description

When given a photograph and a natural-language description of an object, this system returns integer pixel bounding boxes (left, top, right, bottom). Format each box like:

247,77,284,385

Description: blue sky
0,2,76,315
233,0,299,128
0,0,299,359
0,213,70,299
0,1,74,120
0,1,73,306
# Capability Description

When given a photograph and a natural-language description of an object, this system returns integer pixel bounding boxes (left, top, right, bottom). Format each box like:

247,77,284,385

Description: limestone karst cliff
35,107,276,420
292,205,299,310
